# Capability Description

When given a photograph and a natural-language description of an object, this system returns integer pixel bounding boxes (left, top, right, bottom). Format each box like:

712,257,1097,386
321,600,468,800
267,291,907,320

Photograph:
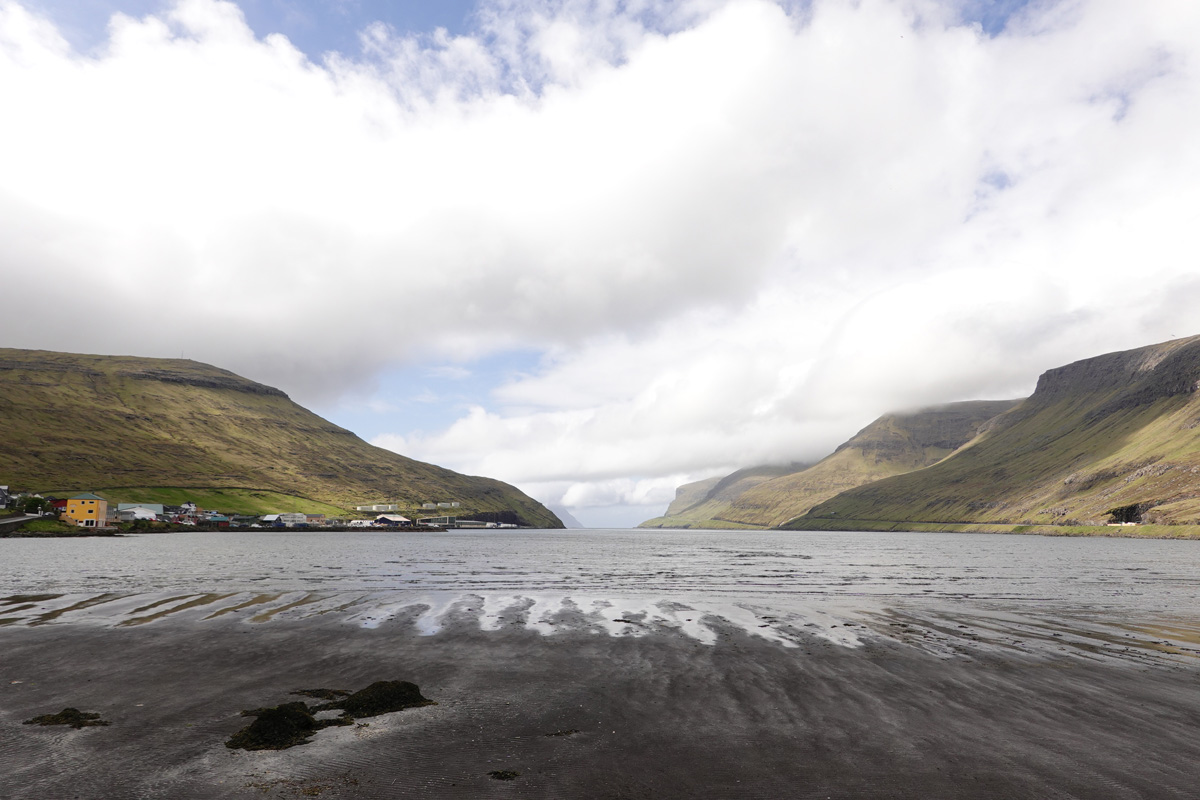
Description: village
0,485,520,531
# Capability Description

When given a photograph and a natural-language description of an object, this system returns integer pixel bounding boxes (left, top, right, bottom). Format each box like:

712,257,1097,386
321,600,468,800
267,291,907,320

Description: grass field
15,518,76,534
81,488,352,516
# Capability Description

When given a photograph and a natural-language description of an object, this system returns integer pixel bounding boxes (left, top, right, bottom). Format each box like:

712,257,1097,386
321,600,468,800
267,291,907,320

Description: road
0,513,45,533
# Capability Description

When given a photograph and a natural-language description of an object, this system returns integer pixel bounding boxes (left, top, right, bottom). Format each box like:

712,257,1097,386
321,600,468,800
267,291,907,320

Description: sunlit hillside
789,336,1200,529
641,400,1019,529
0,349,561,526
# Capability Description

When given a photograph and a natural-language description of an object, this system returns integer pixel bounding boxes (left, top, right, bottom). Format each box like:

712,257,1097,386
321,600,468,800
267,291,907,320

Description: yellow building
65,493,108,528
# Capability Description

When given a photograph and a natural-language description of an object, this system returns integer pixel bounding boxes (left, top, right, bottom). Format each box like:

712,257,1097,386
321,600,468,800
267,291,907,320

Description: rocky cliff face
836,401,1024,462
1031,336,1200,400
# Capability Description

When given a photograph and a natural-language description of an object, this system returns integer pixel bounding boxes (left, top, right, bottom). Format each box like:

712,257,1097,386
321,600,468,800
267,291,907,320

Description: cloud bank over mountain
2,0,1199,525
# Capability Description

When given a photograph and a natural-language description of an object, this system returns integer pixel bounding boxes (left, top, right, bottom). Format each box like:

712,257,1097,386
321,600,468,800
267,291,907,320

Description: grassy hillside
788,336,1200,529
661,476,723,517
640,464,810,529
640,400,1018,529
95,488,349,517
0,349,561,526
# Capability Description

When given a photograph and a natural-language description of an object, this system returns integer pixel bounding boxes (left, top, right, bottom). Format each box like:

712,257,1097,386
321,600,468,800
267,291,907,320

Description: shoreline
642,520,1200,539
0,525,451,538
9,522,1200,539
781,519,1200,538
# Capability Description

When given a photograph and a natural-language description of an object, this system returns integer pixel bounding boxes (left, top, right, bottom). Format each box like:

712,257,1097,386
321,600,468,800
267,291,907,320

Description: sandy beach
4,601,1200,799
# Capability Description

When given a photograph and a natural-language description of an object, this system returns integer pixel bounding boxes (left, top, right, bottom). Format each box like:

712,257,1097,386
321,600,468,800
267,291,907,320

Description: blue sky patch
956,0,1038,36
318,348,546,443
26,0,480,59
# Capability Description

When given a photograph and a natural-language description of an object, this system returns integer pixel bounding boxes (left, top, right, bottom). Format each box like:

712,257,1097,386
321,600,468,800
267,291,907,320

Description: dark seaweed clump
319,680,433,718
226,702,350,751
489,770,520,781
23,708,110,729
228,680,434,751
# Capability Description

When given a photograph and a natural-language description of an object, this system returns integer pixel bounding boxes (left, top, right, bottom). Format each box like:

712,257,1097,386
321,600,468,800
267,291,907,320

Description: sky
3,0,1200,527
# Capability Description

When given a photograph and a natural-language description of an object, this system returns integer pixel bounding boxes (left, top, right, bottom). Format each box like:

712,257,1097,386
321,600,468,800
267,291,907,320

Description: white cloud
3,0,1200,525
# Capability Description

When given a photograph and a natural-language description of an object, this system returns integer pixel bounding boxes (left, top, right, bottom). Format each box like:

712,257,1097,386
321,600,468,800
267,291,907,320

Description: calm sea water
3,529,1199,656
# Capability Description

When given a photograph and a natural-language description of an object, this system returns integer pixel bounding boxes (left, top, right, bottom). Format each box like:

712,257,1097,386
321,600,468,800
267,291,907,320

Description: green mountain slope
788,336,1200,529
640,400,1018,529
0,349,561,526
662,476,723,517
641,464,810,529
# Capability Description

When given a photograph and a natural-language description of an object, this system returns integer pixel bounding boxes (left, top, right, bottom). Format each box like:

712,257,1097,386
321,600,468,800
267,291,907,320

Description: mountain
547,505,586,529
639,463,809,529
0,348,561,527
640,400,1018,529
787,335,1200,530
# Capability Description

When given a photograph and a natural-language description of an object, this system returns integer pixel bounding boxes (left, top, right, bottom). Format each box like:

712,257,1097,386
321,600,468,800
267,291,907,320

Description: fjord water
3,529,1199,656
2,528,1196,602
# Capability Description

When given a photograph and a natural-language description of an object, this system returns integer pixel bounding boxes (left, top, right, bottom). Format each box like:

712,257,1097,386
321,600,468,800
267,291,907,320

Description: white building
118,503,164,515
117,506,158,522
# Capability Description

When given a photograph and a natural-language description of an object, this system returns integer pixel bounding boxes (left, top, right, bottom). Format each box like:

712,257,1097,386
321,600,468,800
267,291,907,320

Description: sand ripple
4,590,1200,664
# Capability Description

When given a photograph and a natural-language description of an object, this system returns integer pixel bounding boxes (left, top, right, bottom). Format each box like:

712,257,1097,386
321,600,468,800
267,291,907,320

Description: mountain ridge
640,400,1019,529
788,335,1200,530
0,348,561,527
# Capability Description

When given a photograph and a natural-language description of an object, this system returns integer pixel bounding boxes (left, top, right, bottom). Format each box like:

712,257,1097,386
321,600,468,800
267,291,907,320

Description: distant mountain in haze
548,505,586,528
788,335,1200,530
641,400,1018,529
0,348,561,527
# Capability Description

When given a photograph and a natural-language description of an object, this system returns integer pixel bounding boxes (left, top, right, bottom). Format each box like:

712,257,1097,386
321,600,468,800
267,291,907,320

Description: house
116,506,159,522
278,512,308,527
118,503,165,516
374,514,411,527
65,493,108,528
0,486,9,509
260,514,282,526
305,514,326,526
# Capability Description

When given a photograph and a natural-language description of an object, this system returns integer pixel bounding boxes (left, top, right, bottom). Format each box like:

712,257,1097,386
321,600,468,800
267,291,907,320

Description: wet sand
4,605,1200,799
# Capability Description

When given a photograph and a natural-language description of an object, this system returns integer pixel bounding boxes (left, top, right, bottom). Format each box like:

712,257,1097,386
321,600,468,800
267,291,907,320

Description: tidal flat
2,529,1199,798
